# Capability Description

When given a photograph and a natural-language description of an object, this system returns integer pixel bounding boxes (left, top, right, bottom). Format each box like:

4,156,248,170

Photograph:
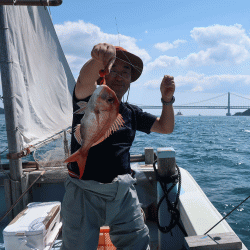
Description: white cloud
145,24,250,71
190,24,250,48
55,20,151,75
143,71,250,93
154,39,187,52
65,55,88,75
176,72,250,92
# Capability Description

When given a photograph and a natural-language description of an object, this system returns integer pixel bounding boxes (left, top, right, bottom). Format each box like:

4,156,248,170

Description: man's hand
160,75,175,102
151,75,175,134
91,43,116,74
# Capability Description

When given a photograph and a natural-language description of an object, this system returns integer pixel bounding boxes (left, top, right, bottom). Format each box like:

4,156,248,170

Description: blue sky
48,0,250,115
1,0,250,115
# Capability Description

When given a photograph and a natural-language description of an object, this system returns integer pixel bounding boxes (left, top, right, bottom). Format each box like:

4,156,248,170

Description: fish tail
64,150,88,179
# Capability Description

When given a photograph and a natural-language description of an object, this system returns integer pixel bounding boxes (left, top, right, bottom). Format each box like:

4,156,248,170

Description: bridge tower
226,92,231,116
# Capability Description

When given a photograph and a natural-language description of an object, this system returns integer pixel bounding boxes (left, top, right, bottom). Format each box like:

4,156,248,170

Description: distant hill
234,109,250,116
0,107,4,114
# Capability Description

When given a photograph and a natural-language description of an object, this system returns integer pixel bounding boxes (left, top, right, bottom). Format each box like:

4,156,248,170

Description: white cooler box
3,201,62,250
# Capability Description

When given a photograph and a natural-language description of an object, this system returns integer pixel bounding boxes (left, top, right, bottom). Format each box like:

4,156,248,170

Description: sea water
0,114,249,248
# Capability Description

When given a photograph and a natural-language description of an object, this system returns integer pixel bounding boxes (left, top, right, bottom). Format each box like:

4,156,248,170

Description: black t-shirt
68,88,157,183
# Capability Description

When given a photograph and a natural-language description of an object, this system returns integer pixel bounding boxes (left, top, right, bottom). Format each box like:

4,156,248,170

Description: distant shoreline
234,109,250,116
0,107,249,116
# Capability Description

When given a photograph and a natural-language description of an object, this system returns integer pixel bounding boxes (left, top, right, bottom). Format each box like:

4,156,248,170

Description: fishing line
125,86,130,103
109,55,143,78
115,17,121,47
116,56,142,74
109,54,143,103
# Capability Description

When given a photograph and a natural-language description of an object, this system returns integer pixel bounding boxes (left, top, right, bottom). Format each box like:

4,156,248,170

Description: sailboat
0,2,248,250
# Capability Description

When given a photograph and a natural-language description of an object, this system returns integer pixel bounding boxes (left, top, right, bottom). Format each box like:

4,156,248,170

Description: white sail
2,5,75,148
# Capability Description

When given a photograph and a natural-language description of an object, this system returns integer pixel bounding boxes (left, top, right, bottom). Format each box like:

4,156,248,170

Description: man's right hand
91,43,116,74
75,43,116,100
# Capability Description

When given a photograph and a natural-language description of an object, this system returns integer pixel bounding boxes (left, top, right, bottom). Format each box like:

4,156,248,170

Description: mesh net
31,131,71,178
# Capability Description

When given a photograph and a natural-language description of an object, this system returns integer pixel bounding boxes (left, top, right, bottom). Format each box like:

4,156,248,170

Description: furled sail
2,5,75,148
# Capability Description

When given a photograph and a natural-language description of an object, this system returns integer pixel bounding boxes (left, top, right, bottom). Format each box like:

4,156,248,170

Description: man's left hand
160,75,175,102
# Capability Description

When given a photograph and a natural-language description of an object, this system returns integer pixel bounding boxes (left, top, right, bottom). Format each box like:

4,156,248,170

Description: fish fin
108,113,125,134
74,101,88,114
91,114,125,147
74,124,82,145
64,150,88,179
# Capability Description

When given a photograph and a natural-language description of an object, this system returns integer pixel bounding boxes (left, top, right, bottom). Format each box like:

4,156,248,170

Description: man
61,43,175,250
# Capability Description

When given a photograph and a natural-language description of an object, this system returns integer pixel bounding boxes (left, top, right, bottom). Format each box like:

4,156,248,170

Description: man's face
105,59,132,102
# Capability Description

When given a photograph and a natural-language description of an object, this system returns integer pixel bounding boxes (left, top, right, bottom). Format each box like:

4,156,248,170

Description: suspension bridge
139,92,250,116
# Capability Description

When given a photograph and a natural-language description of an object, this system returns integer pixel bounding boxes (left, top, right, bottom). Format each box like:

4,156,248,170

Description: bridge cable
181,93,227,106
231,93,250,101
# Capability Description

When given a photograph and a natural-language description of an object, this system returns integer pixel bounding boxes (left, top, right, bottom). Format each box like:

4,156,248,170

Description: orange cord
99,69,108,85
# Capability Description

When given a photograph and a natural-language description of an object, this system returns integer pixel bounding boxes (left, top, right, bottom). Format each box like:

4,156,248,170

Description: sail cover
3,6,75,148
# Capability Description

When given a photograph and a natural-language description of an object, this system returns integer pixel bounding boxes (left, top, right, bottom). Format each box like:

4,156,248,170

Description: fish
64,85,124,179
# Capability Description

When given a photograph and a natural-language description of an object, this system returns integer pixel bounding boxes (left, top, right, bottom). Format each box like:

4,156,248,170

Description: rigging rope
152,160,187,236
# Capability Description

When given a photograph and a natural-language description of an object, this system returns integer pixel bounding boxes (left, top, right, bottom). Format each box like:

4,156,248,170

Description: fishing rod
0,170,45,223
204,194,250,235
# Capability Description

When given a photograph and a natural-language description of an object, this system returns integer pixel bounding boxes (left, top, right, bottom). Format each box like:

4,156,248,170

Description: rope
0,170,46,223
204,194,250,235
152,160,187,236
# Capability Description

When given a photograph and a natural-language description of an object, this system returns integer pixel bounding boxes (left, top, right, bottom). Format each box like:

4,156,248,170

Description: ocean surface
0,114,249,248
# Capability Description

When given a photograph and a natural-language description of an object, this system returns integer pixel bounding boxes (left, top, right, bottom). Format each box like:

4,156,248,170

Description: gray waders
60,174,150,250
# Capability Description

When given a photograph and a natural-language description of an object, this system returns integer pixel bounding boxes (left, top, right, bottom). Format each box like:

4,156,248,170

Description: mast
0,5,23,216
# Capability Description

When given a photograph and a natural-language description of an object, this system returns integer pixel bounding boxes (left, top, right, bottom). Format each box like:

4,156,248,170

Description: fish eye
107,97,114,103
